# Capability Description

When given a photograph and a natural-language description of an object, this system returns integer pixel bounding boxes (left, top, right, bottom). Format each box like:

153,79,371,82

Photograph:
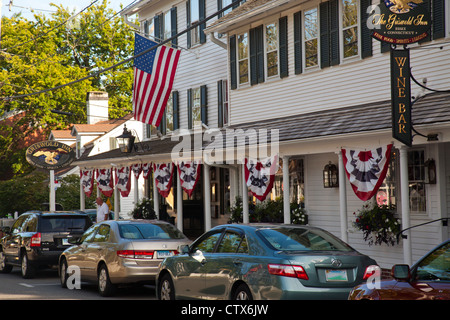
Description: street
0,267,157,300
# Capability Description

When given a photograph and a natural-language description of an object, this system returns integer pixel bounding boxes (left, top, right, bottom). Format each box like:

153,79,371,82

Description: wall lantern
323,162,339,188
116,125,135,153
424,158,436,184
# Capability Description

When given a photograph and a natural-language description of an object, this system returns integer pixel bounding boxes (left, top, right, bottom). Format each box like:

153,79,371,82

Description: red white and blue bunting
115,166,131,197
142,163,152,179
80,169,94,197
96,168,114,198
341,144,393,201
153,163,174,198
132,164,143,179
178,161,202,197
244,155,279,201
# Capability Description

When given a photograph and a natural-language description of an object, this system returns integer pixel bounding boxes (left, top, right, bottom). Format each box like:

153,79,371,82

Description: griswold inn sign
368,0,431,146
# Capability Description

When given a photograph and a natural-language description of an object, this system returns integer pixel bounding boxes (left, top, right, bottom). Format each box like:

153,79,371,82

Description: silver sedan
59,220,190,297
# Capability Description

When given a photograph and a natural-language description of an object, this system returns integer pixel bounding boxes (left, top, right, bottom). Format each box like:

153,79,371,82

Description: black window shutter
432,0,445,40
154,14,162,42
229,35,237,89
329,0,339,66
186,0,191,48
360,0,372,59
201,85,208,125
293,10,302,75
319,2,330,68
250,25,264,85
157,113,166,135
279,16,289,78
144,20,149,37
199,0,206,44
187,89,193,129
173,91,179,130
217,80,224,127
171,7,178,46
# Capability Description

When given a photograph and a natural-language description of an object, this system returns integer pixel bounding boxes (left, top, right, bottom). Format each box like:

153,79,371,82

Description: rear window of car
38,216,90,232
257,227,353,252
119,223,185,240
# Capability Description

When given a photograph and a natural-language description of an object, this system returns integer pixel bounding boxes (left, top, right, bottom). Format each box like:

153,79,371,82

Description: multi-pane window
265,23,278,77
408,149,426,212
190,0,201,46
222,80,229,126
191,87,201,124
165,94,174,134
304,8,318,68
163,11,172,41
342,0,358,58
238,33,249,85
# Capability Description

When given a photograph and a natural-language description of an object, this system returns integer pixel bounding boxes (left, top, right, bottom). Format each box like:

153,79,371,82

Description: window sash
342,0,358,58
265,23,279,78
238,33,249,85
304,8,319,68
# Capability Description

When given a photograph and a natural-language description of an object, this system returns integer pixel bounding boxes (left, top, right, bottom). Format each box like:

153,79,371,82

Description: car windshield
39,216,89,232
119,223,185,240
415,242,450,281
258,227,352,252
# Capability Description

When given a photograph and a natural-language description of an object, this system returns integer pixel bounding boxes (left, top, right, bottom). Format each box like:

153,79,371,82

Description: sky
1,0,136,20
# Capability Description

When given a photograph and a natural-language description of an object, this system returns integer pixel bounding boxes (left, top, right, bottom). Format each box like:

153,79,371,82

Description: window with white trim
342,0,358,59
304,8,319,68
238,33,249,85
265,22,278,78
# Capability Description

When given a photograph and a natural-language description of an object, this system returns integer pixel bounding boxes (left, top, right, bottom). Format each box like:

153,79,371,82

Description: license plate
157,251,174,259
325,269,348,282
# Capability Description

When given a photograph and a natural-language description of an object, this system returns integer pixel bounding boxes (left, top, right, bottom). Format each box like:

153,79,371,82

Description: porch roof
228,91,450,142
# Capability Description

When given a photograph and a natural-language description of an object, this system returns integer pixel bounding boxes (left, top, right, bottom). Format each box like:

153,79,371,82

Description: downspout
208,31,227,50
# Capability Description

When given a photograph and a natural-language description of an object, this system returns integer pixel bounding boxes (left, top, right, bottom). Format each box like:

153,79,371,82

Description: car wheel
159,274,175,300
233,283,253,300
60,258,68,288
98,264,116,297
0,251,12,273
21,252,35,279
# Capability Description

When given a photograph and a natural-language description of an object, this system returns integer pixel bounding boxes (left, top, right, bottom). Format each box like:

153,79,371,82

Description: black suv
0,211,92,278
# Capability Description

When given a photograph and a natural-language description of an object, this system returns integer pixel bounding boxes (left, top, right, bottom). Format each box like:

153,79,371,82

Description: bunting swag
244,155,279,201
142,163,152,179
116,166,132,197
80,169,94,197
178,161,201,197
153,163,174,198
341,144,393,201
97,168,114,197
132,164,143,179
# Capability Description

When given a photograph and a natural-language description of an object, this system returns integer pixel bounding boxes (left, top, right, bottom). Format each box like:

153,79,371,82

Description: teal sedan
156,224,378,300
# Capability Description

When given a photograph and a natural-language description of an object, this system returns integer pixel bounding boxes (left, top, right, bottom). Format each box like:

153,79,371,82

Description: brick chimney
86,91,109,124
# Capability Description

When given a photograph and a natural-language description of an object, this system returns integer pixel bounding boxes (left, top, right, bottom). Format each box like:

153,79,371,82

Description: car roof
23,211,89,217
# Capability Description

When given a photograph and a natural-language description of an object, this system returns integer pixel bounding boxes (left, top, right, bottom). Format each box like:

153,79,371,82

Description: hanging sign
369,0,431,44
391,48,412,146
26,140,75,170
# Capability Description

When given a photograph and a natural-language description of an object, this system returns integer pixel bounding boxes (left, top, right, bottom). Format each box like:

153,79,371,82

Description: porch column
282,156,291,224
400,146,412,265
338,152,348,242
114,184,120,220
134,174,139,208
241,163,249,223
80,177,85,211
177,169,183,232
204,163,212,231
153,172,160,219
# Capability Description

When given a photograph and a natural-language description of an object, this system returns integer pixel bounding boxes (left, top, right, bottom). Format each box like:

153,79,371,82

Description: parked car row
1,211,449,299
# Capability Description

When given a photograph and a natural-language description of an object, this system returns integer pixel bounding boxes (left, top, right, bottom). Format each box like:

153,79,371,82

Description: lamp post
116,125,135,153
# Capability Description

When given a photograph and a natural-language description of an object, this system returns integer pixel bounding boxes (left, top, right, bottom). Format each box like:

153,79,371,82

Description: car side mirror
391,264,411,281
178,244,190,255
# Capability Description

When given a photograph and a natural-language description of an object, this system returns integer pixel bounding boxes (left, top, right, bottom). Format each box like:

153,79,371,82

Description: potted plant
353,203,401,246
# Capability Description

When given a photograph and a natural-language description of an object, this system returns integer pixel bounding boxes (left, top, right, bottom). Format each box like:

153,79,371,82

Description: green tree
0,0,135,179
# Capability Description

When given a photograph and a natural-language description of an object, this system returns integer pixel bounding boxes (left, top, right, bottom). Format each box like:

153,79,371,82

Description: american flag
133,33,181,126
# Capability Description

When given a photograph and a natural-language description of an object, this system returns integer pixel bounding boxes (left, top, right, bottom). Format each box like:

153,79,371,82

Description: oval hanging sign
26,141,76,170
369,0,431,44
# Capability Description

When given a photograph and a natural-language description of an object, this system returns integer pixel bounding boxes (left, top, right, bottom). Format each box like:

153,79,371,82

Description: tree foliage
0,0,135,179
